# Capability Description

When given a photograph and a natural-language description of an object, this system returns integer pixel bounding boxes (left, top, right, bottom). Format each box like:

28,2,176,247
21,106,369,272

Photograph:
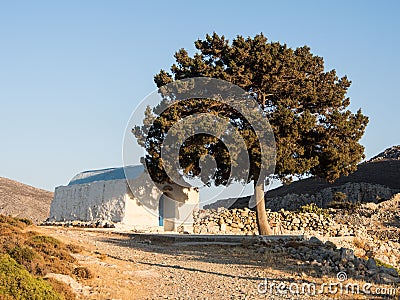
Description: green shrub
9,246,36,264
7,246,46,276
0,215,89,297
28,235,75,264
328,192,361,211
375,259,400,276
328,201,361,211
0,216,27,230
0,254,62,300
298,203,330,218
26,244,75,275
65,244,82,254
29,236,61,247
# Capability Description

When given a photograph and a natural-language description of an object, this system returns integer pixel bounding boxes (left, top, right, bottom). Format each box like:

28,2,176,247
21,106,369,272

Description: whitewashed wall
50,179,128,223
50,170,199,230
163,188,199,231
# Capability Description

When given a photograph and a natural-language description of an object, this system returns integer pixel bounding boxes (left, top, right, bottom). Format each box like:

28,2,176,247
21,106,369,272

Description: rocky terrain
0,177,53,223
36,224,399,299
369,145,400,162
195,194,400,271
206,146,400,211
30,193,400,299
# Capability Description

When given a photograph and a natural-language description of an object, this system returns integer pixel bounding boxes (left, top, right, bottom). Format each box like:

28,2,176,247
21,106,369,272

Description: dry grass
43,277,76,300
353,237,369,251
0,215,96,299
36,228,155,299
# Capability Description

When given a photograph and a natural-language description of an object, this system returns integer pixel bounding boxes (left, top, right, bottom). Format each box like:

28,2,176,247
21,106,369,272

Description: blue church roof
68,165,144,186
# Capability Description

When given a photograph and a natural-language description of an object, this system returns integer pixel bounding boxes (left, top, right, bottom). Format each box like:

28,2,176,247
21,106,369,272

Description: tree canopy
147,33,368,184
133,33,369,234
134,79,275,188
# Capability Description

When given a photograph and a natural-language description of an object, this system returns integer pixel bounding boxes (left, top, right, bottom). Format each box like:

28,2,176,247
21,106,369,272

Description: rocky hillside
369,145,400,162
0,177,53,223
206,145,400,211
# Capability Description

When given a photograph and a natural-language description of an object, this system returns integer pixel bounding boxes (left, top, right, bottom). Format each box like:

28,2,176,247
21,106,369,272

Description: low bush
16,218,33,226
333,191,348,202
27,235,76,269
44,278,76,300
327,201,361,211
8,246,46,276
65,244,82,254
0,215,95,299
73,266,93,279
9,246,37,264
298,203,330,218
328,191,361,212
0,215,29,230
0,254,62,300
29,235,61,247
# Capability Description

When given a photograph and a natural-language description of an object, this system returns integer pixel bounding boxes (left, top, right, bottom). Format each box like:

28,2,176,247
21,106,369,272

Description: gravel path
39,227,371,300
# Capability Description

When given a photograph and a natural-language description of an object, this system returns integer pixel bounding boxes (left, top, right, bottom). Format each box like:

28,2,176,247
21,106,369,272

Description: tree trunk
254,181,273,235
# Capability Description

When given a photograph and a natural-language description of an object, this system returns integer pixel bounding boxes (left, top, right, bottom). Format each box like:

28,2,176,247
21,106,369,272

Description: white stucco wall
50,179,128,223
122,194,159,226
50,167,200,230
163,188,199,231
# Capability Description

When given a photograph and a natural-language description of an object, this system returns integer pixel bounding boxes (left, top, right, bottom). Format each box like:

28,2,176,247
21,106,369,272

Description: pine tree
134,33,368,235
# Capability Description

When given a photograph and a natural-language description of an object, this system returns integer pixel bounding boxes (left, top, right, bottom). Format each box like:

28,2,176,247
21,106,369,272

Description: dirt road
38,227,374,300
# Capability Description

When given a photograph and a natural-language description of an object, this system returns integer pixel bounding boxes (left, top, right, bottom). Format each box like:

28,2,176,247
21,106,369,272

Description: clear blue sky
0,0,399,193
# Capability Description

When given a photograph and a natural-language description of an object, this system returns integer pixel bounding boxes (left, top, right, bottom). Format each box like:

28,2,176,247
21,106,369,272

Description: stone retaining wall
193,208,354,236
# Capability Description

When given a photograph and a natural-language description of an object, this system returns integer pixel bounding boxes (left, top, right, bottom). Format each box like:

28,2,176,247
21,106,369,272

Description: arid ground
37,226,399,300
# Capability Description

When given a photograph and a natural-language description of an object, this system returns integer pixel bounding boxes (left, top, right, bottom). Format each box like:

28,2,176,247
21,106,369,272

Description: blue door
158,195,164,226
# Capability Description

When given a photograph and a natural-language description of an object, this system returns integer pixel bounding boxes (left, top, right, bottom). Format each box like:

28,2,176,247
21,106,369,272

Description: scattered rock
340,248,355,261
380,267,399,278
309,236,323,245
371,273,400,284
366,258,377,270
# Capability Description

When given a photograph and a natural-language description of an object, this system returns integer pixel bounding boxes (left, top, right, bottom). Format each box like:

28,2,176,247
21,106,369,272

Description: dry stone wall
193,207,354,237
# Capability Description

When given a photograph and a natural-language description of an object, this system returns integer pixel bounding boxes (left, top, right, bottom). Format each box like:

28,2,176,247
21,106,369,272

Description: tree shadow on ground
98,233,398,298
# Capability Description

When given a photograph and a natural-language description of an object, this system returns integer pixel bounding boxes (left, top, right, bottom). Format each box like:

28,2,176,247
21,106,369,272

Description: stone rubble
41,219,116,228
194,193,400,281
254,237,400,285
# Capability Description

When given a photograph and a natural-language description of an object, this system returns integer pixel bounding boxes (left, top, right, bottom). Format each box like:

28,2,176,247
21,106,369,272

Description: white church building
49,165,199,232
